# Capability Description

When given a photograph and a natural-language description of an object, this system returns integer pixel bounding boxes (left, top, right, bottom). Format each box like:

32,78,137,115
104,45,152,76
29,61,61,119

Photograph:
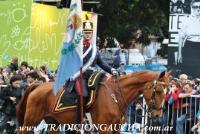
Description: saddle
52,71,104,113
88,71,104,90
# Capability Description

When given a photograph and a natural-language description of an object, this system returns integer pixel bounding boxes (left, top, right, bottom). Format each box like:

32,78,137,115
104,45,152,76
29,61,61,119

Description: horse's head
142,71,170,118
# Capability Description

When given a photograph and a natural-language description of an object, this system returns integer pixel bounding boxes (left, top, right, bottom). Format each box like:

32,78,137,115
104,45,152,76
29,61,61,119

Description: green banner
0,2,97,70
0,0,32,67
29,3,68,69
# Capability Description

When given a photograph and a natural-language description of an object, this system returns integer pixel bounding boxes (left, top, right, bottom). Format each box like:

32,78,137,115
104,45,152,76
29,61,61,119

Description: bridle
144,80,166,114
132,80,166,130
100,75,166,120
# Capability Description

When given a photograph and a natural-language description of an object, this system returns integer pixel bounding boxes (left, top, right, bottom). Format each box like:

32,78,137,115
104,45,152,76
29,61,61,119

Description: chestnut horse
16,70,169,134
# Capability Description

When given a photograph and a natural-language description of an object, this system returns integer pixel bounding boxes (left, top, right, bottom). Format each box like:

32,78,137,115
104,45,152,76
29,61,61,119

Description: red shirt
165,88,182,109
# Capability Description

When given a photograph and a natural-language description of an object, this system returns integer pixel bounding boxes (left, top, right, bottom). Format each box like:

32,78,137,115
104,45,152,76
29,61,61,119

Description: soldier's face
83,31,93,41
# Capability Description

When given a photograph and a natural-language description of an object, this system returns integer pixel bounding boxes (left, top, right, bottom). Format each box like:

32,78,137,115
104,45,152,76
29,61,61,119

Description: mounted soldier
81,15,118,97
53,2,118,125
71,15,119,125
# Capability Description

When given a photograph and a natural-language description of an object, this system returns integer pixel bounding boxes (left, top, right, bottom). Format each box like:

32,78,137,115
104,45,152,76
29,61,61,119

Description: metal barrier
0,85,8,88
125,95,200,134
124,96,148,134
164,95,200,134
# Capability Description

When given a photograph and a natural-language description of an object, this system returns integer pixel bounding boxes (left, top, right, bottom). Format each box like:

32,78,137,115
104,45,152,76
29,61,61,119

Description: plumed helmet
83,13,93,31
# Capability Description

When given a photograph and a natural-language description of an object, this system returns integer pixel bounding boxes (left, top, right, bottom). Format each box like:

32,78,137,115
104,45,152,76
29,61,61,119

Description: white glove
111,68,118,76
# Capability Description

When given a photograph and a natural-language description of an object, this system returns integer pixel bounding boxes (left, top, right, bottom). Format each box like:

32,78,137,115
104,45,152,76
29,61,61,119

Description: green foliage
93,0,169,46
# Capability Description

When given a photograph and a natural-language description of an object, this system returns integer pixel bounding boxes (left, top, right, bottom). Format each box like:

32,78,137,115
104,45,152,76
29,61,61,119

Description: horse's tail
16,83,41,126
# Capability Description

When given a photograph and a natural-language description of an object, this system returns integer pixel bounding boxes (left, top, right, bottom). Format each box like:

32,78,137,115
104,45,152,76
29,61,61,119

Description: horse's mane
119,70,159,84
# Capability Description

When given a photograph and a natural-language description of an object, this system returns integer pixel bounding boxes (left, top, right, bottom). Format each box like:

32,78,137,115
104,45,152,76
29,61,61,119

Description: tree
83,0,169,46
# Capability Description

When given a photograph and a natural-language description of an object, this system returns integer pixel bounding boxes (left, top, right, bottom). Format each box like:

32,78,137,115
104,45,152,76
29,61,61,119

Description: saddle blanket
53,89,95,113
53,71,103,113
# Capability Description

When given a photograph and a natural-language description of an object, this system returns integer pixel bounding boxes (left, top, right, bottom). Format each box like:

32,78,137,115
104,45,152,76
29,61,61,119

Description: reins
143,80,165,114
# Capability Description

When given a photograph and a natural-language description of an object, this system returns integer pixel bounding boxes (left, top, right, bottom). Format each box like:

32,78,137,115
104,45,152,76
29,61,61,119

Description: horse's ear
158,71,165,80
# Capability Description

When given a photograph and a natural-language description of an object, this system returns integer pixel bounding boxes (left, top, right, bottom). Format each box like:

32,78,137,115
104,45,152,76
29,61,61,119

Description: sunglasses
192,5,200,9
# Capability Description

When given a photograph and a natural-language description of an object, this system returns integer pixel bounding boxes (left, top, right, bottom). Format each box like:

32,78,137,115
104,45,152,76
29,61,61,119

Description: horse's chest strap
111,93,118,103
100,82,126,122
100,82,119,104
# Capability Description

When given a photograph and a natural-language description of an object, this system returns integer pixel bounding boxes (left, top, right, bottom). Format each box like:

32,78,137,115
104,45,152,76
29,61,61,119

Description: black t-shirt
0,86,23,116
8,62,18,71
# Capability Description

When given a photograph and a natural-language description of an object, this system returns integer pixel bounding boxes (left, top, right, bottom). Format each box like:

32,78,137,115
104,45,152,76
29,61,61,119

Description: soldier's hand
111,68,119,76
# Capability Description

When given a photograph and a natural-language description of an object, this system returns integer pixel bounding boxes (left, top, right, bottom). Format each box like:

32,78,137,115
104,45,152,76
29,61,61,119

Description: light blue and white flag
54,0,83,95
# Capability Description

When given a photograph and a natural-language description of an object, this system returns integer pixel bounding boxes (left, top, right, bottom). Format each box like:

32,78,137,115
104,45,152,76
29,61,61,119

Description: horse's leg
48,129,60,134
45,117,61,134
20,98,46,134
91,87,123,134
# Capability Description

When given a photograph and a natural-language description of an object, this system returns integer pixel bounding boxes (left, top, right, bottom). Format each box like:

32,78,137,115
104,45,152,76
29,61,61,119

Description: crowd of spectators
165,74,200,134
0,56,56,133
126,73,200,134
0,55,200,134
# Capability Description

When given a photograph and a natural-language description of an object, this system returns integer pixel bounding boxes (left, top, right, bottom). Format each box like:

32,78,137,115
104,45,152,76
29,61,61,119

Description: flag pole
80,1,84,133
81,0,83,9
79,67,84,134
80,67,84,122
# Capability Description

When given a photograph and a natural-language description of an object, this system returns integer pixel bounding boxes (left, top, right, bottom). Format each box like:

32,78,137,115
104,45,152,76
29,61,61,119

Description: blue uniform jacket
83,45,112,79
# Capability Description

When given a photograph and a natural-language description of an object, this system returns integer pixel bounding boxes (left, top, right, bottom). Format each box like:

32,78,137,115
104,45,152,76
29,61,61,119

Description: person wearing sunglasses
177,0,200,77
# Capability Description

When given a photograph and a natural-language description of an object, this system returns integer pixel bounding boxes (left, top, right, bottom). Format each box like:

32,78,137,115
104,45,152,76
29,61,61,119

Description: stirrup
84,112,99,134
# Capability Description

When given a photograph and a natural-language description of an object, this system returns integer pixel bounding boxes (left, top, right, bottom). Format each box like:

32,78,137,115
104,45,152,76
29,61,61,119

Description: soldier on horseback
80,17,118,97
62,15,119,128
